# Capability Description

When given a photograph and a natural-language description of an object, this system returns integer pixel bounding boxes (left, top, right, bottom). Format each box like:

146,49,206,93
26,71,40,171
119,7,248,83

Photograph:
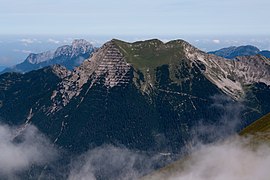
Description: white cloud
48,38,60,44
68,145,165,180
149,136,270,180
67,136,270,180
0,124,58,178
63,39,71,44
21,50,32,54
20,38,35,44
19,38,41,46
13,49,32,54
212,39,221,44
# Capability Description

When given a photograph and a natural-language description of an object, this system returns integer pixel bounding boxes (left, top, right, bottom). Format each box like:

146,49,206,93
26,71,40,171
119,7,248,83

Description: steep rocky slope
1,39,95,74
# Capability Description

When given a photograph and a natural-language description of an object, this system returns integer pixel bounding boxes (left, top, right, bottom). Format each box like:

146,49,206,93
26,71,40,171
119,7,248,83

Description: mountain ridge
0,38,270,179
47,38,270,115
112,39,270,99
1,39,95,74
209,45,270,59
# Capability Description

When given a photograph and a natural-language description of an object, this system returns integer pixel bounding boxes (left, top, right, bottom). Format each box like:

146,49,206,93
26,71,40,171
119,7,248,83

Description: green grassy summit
112,39,191,89
112,39,186,70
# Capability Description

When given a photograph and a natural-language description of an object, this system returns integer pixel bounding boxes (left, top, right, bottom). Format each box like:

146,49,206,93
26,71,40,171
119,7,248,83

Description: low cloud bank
67,135,270,180
163,136,270,180
68,145,167,180
0,124,58,178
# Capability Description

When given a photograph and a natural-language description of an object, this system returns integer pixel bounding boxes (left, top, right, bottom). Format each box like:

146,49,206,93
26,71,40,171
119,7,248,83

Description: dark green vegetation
0,39,270,179
113,39,189,85
113,39,185,69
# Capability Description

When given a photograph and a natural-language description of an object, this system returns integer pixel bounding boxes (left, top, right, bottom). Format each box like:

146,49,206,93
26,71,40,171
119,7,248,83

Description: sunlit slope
240,112,270,142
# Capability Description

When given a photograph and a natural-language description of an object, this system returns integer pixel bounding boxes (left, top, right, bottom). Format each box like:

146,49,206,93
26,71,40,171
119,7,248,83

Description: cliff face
50,41,132,111
0,39,270,155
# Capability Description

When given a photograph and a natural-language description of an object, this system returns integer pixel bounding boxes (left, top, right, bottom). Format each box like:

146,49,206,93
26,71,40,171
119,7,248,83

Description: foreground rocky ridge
0,38,270,179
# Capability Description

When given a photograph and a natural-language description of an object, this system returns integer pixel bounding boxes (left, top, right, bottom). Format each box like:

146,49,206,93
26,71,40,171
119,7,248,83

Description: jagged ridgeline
0,39,270,155
1,39,95,74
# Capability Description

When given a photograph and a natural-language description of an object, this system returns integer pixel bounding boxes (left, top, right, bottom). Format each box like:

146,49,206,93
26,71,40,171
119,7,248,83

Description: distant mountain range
0,39,270,179
1,39,95,74
208,45,270,59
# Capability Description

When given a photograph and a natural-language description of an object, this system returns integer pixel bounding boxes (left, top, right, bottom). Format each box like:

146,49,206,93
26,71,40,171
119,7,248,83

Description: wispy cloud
19,38,41,46
13,49,32,54
0,124,58,178
20,38,35,44
212,39,221,44
68,145,166,180
48,38,60,44
156,136,270,180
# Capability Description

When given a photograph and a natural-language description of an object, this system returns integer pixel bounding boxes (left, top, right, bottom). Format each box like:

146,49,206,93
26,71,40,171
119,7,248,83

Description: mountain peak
166,39,188,45
1,39,95,74
67,39,270,101
209,45,262,59
70,39,94,57
71,39,93,52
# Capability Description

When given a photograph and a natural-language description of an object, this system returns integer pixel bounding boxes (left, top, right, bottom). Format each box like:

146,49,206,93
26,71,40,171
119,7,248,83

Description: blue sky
0,0,269,35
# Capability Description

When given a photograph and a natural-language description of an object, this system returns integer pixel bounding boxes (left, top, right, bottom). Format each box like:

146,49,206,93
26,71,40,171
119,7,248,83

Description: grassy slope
240,112,270,135
239,112,270,142
112,39,185,69
112,39,187,85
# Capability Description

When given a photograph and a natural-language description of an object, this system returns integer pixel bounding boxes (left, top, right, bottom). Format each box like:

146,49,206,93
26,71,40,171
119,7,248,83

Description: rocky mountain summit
0,38,270,179
1,39,95,74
